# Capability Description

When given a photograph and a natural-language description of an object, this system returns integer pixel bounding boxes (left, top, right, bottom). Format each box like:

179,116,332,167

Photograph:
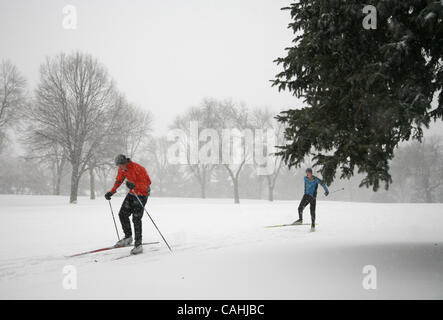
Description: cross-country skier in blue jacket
293,168,329,230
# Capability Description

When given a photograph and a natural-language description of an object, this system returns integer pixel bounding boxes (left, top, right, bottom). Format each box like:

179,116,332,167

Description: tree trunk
224,165,241,204
69,158,81,203
89,166,96,200
70,162,80,203
51,163,58,195
199,168,207,199
54,157,65,196
265,176,274,201
268,186,274,201
233,178,240,204
54,175,61,196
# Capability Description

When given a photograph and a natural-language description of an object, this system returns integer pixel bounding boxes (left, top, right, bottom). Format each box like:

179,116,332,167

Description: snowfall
0,194,442,299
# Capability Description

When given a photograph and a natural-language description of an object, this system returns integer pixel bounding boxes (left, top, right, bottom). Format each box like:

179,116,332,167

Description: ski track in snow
0,195,442,299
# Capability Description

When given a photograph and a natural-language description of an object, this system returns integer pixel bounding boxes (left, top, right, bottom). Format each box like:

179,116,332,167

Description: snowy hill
0,195,442,299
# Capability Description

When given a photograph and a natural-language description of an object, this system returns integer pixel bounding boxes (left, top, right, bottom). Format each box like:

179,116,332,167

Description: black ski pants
119,193,148,246
298,194,316,224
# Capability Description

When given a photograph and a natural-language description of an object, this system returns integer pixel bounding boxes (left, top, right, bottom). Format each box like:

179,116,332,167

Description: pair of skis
264,223,318,229
264,187,342,229
68,222,312,258
67,241,159,258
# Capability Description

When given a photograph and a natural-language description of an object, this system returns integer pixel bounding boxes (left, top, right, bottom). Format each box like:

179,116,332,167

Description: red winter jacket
110,161,151,196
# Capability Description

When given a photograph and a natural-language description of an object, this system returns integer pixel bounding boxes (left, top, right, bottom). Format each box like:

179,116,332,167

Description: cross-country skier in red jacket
105,154,151,254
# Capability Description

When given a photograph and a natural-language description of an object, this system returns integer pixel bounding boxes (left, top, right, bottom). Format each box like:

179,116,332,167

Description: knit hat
115,154,129,166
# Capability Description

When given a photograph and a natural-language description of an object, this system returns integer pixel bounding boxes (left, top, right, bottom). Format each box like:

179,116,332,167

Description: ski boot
292,219,303,225
114,236,133,248
131,244,143,255
310,223,316,232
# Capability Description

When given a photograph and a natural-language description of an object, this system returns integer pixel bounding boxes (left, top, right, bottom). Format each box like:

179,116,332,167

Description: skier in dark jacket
293,168,329,230
105,154,151,254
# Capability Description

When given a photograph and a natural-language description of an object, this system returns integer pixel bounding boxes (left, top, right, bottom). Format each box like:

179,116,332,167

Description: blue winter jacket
304,176,328,198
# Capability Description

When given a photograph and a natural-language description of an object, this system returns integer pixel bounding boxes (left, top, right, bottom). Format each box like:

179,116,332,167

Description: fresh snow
0,195,442,299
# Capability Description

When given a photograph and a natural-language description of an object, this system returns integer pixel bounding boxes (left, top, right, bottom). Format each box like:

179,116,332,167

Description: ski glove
126,181,135,190
105,191,114,200
324,191,329,196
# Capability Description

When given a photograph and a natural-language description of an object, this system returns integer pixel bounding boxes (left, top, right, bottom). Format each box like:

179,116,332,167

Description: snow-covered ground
0,195,442,299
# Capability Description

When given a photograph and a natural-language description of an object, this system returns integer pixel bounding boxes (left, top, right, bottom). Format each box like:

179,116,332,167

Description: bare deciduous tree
0,60,26,151
214,100,251,204
144,136,183,196
84,95,153,199
27,52,120,203
22,139,67,195
119,100,153,158
250,107,285,201
171,99,220,199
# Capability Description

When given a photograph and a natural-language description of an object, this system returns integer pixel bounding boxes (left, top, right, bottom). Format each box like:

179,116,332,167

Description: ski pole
132,192,172,252
107,200,120,241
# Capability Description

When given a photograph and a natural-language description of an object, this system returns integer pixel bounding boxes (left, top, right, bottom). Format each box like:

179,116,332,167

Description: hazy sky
0,0,301,134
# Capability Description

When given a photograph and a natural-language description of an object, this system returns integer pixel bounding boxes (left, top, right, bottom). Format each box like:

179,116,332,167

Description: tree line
1,52,442,203
0,53,152,203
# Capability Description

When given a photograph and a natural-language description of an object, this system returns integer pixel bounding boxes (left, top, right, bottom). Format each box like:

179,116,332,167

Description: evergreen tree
273,0,442,190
